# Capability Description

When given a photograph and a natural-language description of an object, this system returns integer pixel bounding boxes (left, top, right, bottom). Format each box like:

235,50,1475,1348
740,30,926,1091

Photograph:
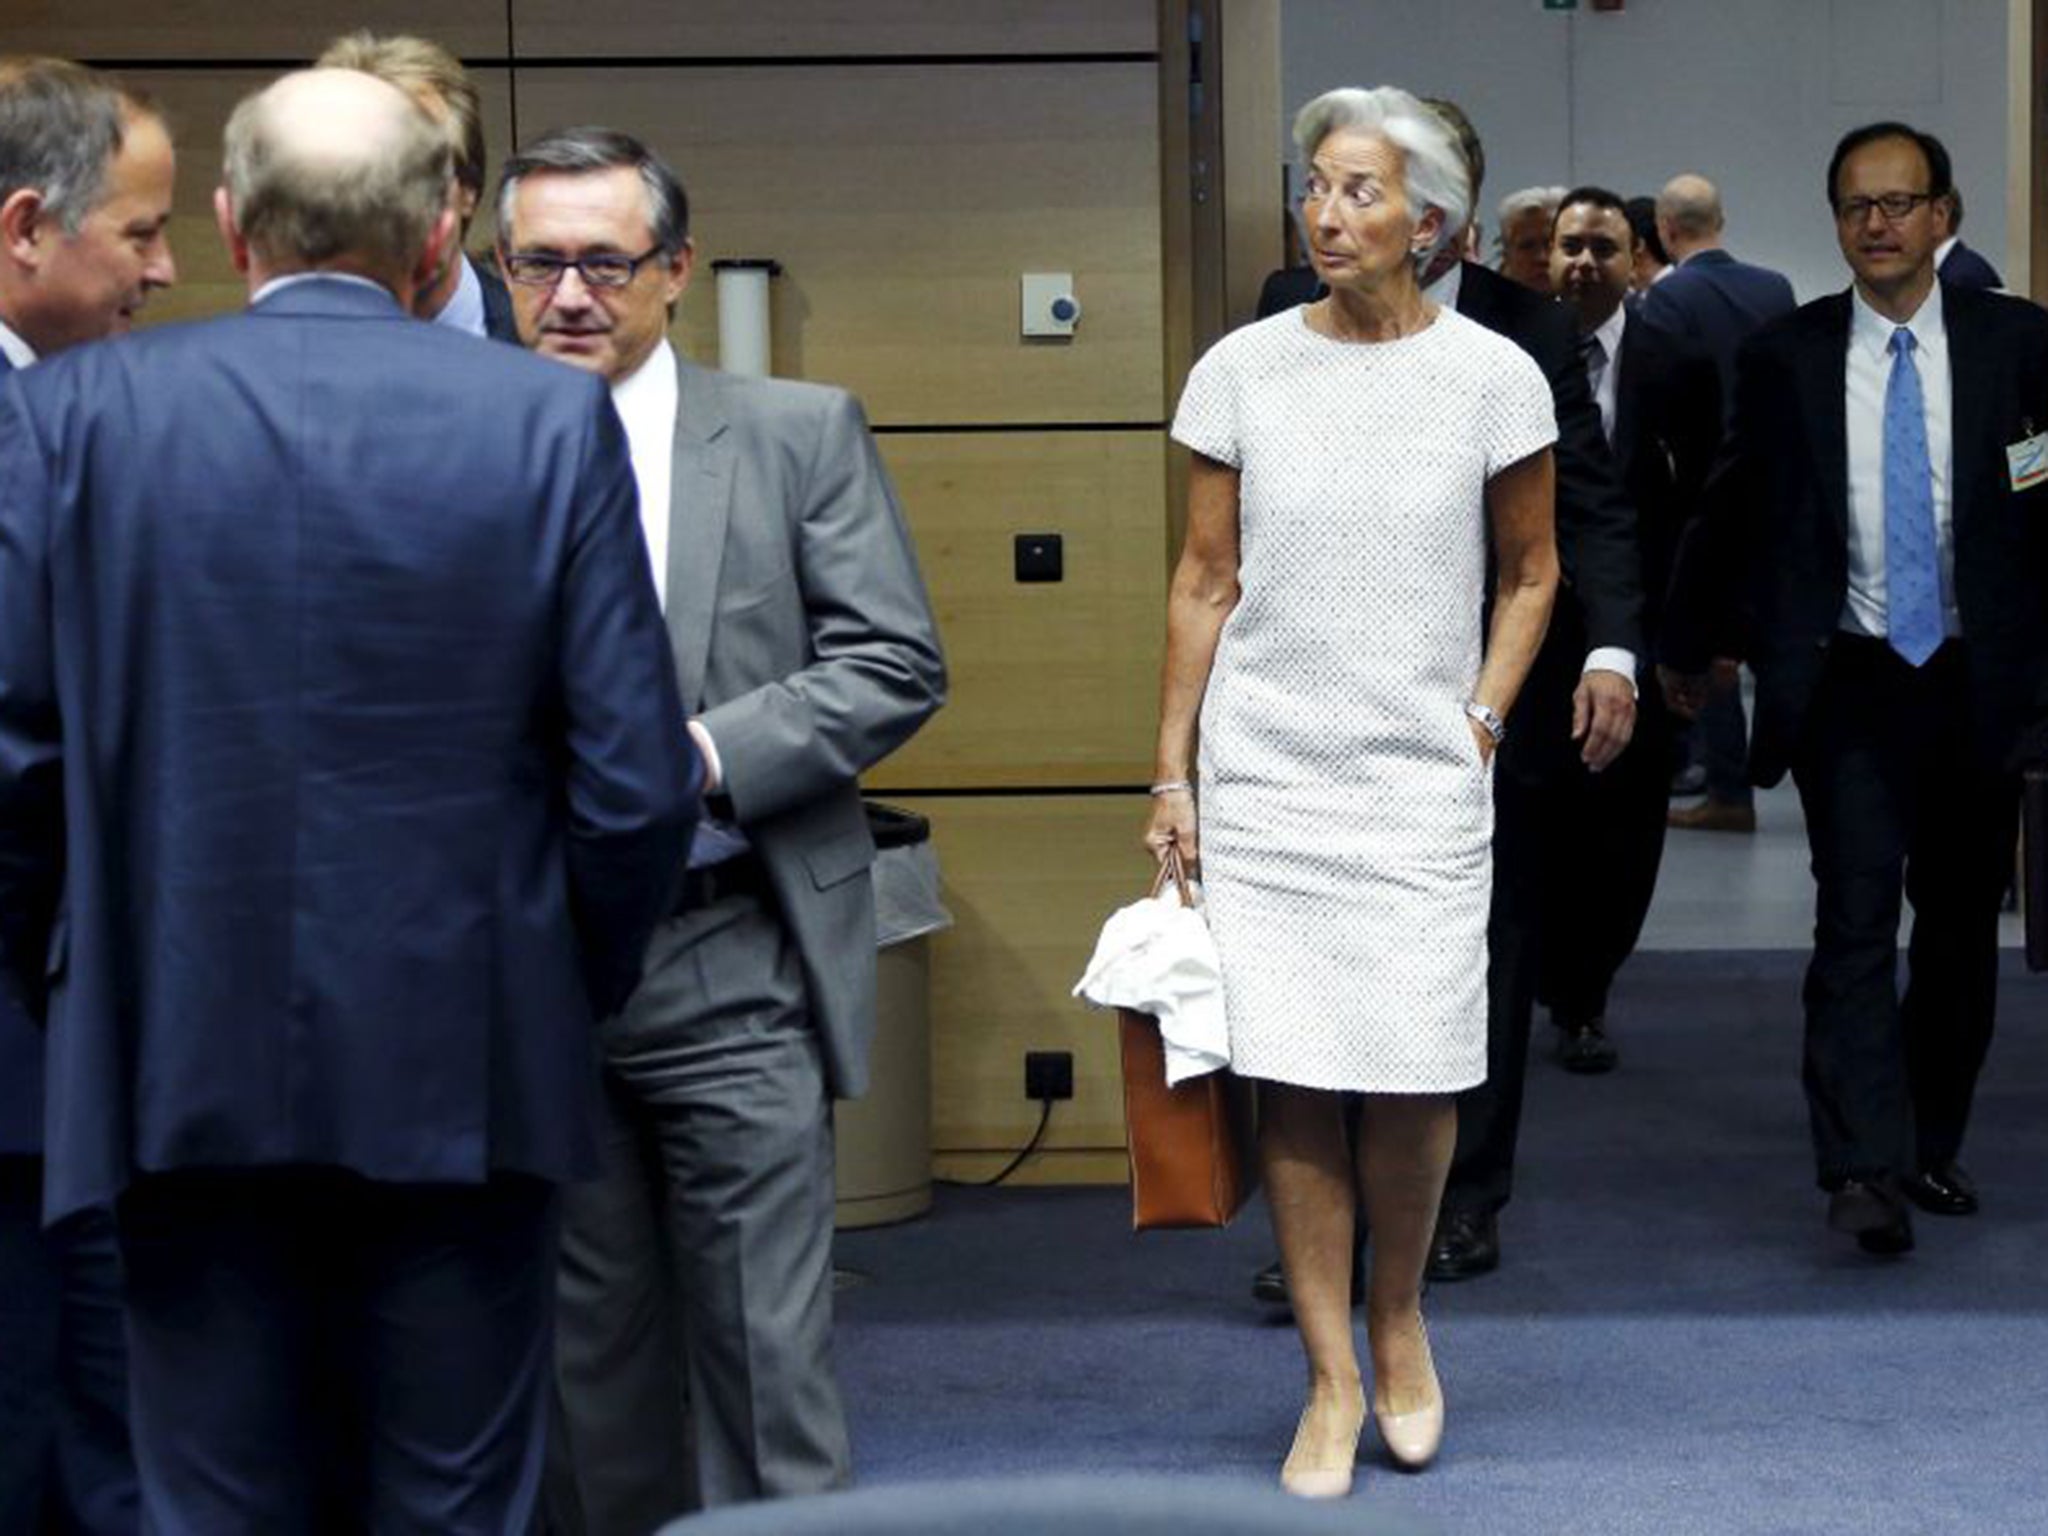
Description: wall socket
1024,1050,1074,1101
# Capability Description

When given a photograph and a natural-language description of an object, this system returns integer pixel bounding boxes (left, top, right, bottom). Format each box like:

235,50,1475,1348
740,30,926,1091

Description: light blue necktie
1882,328,1942,667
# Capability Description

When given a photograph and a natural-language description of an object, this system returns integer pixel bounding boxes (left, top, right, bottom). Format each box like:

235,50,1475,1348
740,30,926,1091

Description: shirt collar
1591,298,1627,360
610,337,677,407
1850,276,1944,366
251,271,396,307
430,254,487,337
0,316,36,370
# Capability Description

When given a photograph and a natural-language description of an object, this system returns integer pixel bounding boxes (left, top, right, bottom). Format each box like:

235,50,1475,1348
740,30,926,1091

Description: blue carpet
835,952,2048,1535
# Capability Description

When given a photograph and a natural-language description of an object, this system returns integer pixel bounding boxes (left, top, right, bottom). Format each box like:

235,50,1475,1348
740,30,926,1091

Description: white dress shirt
1585,300,1627,448
1842,282,1957,641
611,339,680,612
0,316,35,369
249,271,393,306
431,254,487,338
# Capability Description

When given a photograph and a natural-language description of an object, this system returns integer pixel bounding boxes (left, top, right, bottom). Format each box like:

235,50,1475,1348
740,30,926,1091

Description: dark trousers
1700,671,1754,806
117,1168,558,1535
1789,636,2015,1187
1443,771,1547,1216
1539,691,1675,1023
0,1157,136,1536
547,892,848,1535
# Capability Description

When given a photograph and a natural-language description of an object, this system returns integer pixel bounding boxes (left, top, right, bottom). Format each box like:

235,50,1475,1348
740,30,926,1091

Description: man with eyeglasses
1662,121,2048,1258
494,129,945,1530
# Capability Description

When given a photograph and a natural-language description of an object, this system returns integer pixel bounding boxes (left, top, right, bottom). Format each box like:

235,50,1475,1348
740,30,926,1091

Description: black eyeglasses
1834,192,1936,225
500,246,666,290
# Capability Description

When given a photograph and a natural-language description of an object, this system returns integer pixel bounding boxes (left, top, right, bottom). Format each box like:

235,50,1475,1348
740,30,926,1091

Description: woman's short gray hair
1292,86,1472,263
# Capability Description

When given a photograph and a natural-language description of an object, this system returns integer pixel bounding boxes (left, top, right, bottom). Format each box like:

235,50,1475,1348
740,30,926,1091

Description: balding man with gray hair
1640,172,1796,836
0,67,697,1531
1497,185,1565,293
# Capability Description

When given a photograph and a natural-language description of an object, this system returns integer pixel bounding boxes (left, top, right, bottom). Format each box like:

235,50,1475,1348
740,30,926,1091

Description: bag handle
1149,845,1195,908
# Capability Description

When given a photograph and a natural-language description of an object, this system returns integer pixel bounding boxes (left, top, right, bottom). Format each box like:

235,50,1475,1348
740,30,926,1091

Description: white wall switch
1020,273,1080,338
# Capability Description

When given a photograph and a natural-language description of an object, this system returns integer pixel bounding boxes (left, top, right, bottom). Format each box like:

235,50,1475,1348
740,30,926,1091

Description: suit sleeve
0,379,62,1024
1533,305,1646,658
1662,334,1773,671
556,385,703,1017
699,390,947,826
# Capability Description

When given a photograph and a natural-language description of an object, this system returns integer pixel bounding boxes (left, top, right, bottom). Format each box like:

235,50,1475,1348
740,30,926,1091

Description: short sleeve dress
1170,305,1556,1093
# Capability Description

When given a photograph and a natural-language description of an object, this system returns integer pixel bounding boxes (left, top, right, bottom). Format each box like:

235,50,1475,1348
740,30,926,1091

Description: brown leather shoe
1667,797,1757,833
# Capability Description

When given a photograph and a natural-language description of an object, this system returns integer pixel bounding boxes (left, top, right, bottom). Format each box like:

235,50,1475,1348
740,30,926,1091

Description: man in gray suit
495,129,946,1529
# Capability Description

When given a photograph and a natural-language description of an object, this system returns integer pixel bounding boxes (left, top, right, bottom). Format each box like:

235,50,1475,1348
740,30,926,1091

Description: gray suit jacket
660,357,945,1099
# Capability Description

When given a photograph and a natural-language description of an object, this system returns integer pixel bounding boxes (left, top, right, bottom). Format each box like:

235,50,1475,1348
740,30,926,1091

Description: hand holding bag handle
1118,846,1258,1231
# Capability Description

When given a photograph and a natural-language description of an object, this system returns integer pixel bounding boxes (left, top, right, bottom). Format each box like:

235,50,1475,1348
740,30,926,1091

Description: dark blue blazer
1637,247,1797,415
1665,282,2048,785
1938,239,2003,292
0,345,41,1156
0,279,700,1222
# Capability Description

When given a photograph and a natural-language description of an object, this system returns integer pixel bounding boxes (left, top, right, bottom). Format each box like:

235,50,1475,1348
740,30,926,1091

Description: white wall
1281,0,2011,301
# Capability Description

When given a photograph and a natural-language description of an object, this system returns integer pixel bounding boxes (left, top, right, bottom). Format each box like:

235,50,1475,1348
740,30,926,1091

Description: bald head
1655,172,1724,258
217,67,453,291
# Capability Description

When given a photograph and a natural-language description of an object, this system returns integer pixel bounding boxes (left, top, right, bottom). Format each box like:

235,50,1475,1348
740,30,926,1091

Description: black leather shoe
1425,1208,1499,1282
1827,1179,1915,1255
1902,1161,1979,1217
1556,1017,1618,1075
1251,1249,1367,1308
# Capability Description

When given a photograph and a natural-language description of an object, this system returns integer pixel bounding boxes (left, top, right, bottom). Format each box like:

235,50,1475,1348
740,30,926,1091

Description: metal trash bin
834,804,951,1229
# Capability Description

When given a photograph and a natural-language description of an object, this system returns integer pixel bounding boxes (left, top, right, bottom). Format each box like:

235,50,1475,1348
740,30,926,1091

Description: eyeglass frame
1833,191,1940,226
497,244,672,290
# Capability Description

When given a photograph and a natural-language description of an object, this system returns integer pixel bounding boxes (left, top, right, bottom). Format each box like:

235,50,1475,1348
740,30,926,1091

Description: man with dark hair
1624,194,1670,291
1250,101,1644,1296
316,30,519,340
0,69,697,1529
1539,186,1721,1073
1663,120,2048,1257
495,128,945,1526
0,54,172,1534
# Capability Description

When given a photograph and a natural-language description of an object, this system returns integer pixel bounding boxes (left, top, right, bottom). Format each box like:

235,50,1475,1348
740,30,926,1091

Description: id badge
2007,429,2048,492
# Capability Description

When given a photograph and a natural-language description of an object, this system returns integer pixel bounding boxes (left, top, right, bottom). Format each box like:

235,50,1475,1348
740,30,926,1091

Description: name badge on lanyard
2007,421,2048,492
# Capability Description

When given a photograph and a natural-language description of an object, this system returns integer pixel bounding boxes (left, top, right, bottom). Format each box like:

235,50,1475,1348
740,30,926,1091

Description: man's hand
1572,668,1637,772
1658,664,1709,720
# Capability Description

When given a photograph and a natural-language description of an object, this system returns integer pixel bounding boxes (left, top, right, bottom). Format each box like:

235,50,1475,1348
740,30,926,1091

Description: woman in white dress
1144,86,1559,1498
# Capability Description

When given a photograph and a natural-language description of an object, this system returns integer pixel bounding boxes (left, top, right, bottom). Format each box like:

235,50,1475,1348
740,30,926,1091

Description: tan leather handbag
1118,850,1259,1230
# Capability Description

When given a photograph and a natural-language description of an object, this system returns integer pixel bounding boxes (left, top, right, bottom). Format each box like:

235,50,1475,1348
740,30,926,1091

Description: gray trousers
546,892,850,1534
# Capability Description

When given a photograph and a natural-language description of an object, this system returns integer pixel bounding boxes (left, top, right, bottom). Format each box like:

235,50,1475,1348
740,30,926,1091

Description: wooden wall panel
506,0,1156,59
867,432,1166,791
119,69,516,332
885,795,1145,1166
506,65,1164,426
6,2,507,61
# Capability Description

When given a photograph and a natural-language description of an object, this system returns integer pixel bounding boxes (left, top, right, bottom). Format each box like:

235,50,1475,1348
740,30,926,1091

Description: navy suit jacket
1637,247,1797,415
1938,239,2003,292
0,279,700,1221
0,346,40,1155
1664,282,2048,786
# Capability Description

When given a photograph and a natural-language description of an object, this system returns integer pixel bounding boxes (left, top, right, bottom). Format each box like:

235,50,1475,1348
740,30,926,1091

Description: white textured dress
1171,306,1556,1093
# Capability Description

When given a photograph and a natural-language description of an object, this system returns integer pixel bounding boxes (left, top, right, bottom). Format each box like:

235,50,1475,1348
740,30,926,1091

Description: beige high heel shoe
1279,1393,1366,1499
1373,1327,1444,1471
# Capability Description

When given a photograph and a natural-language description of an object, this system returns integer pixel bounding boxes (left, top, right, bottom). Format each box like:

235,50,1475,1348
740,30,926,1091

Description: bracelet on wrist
1149,779,1193,797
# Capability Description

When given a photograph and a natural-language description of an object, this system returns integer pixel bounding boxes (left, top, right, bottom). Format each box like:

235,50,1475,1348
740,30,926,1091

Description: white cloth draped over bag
1073,858,1229,1087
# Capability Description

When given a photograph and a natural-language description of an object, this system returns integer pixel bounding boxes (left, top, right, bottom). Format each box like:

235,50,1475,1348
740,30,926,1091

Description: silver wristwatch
1463,701,1506,745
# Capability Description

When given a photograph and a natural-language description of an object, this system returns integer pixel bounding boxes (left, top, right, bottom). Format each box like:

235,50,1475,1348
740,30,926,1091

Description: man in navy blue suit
0,68,699,1532
1641,172,1798,838
0,55,174,1535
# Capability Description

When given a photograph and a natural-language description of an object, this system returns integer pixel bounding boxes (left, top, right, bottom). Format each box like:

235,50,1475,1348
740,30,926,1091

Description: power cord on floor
936,1098,1056,1189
